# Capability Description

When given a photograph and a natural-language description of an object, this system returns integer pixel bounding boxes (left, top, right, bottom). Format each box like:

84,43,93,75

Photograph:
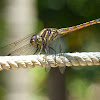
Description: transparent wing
48,33,67,74
59,67,66,74
45,63,51,72
7,43,37,56
0,33,34,55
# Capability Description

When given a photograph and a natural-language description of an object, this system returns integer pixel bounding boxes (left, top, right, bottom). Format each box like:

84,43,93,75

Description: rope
0,52,100,71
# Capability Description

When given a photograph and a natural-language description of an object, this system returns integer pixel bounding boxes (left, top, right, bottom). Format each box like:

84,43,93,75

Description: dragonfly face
30,35,44,48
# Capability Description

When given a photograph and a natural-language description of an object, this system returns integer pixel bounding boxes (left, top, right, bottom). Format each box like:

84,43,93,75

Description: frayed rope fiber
0,52,100,71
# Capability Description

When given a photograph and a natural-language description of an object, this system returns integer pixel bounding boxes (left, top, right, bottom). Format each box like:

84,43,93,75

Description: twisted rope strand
0,52,100,71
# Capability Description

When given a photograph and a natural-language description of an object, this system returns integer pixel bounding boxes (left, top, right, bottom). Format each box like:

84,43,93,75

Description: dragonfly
0,18,100,73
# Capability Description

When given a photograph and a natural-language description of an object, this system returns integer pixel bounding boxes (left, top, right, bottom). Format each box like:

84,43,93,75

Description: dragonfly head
30,35,43,48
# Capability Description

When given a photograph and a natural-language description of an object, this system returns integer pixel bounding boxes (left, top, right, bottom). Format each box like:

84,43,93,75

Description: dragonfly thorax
30,35,43,48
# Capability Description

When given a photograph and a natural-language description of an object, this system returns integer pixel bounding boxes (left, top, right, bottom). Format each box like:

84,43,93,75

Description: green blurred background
0,0,100,100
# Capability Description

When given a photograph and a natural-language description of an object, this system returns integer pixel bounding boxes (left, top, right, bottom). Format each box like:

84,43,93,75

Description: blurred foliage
66,0,100,18
0,1,8,99
0,1,7,47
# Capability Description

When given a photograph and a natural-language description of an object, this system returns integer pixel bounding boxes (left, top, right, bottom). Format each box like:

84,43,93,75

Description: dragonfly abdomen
59,18,100,36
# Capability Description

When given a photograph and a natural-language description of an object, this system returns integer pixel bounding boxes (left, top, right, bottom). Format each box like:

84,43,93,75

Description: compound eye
31,35,37,39
32,39,35,42
30,37,35,43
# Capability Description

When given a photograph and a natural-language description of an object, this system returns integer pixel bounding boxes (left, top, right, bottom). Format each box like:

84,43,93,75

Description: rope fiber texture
0,52,100,71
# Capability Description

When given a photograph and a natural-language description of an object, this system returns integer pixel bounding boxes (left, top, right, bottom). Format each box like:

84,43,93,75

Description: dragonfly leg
38,45,43,54
33,48,39,55
44,47,51,72
48,46,56,54
48,46,56,64
45,47,47,54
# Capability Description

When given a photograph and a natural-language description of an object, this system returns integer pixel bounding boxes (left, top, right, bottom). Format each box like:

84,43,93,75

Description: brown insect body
30,18,100,52
30,28,59,50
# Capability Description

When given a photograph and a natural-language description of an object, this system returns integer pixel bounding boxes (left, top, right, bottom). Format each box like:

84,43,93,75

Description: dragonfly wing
44,58,51,73
59,66,66,74
7,43,36,56
45,63,51,72
0,33,34,55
